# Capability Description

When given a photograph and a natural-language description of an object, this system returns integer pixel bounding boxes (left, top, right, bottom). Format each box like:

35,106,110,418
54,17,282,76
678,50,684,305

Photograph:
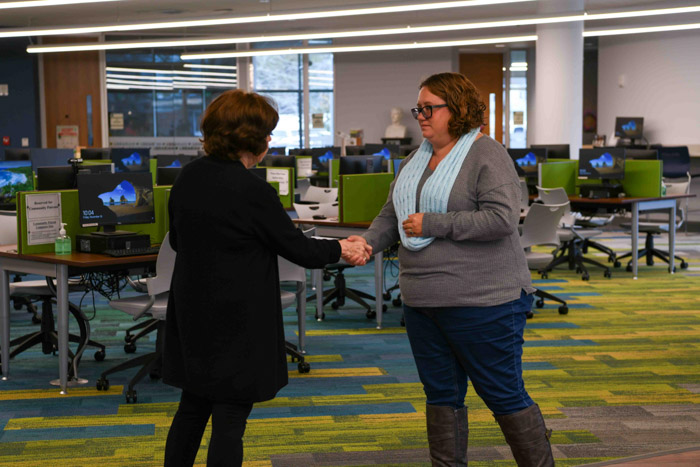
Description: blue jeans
403,291,534,416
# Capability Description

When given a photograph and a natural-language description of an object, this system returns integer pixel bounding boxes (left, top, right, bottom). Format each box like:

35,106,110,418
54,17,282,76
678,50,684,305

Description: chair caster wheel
614,261,621,268
323,274,331,281
298,362,310,373
626,264,633,272
526,310,534,319
604,270,612,278
582,274,589,281
96,377,109,391
669,266,676,273
382,304,388,313
331,301,340,310
366,309,376,319
124,342,137,354
94,349,106,361
383,292,391,300
315,312,325,321
536,299,544,308
558,306,569,315
125,390,137,404
681,261,689,269
540,272,548,279
392,298,402,307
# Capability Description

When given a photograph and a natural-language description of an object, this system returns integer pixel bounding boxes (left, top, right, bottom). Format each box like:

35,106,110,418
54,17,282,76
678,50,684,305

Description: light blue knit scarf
393,128,480,251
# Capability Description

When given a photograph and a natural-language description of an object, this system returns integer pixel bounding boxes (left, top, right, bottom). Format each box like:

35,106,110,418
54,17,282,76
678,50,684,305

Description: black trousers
164,390,254,466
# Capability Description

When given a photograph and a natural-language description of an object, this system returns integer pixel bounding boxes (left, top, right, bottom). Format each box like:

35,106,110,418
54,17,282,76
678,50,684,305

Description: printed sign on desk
266,168,289,196
25,193,62,245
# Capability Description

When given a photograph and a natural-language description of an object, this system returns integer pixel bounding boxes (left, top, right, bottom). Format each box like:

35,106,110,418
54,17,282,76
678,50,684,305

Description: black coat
162,156,341,402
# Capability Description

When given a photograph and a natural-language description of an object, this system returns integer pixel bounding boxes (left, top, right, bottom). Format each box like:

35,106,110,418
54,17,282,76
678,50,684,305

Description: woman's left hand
402,213,425,237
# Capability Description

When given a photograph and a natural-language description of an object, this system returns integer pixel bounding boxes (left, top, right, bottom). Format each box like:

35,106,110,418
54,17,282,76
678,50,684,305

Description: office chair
302,186,338,203
536,187,613,280
278,256,310,373
616,177,690,272
9,277,107,380
520,203,569,316
0,211,39,323
309,260,379,320
95,232,175,403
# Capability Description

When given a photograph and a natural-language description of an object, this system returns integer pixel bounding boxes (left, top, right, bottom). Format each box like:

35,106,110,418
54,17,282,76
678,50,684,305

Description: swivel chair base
123,318,158,353
616,231,688,272
532,288,568,316
96,321,164,404
9,299,106,379
541,239,611,281
308,266,382,320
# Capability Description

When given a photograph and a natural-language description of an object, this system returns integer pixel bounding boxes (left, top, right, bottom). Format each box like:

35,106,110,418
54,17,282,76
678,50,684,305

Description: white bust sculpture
384,107,407,138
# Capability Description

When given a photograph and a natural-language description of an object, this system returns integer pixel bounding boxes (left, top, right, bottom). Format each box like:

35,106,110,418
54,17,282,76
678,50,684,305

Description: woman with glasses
348,72,553,466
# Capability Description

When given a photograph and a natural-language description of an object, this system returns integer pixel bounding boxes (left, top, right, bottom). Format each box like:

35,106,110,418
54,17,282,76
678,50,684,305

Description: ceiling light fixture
583,22,700,37
106,73,237,84
181,35,538,60
3,0,533,39
182,64,237,70
26,5,700,54
105,66,236,78
0,0,122,10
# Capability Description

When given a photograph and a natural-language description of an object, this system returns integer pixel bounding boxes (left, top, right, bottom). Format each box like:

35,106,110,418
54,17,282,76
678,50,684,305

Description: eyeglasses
410,104,448,120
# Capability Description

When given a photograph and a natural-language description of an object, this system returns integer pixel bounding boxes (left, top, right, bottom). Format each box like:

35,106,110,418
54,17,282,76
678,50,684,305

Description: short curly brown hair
420,72,486,138
201,89,279,160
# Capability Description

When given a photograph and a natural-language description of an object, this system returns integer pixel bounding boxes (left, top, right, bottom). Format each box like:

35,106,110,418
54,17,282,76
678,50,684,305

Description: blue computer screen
578,148,626,180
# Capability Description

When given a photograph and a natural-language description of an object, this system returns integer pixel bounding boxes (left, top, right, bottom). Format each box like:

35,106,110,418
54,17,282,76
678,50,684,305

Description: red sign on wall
2,136,9,146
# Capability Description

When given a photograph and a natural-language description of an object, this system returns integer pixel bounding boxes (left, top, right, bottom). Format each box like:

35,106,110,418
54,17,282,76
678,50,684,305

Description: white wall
598,29,700,148
335,48,455,145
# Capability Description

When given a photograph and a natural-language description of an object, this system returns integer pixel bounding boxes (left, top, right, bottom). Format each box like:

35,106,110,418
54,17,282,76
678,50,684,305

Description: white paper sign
56,125,79,149
296,158,313,177
266,168,289,196
25,193,62,245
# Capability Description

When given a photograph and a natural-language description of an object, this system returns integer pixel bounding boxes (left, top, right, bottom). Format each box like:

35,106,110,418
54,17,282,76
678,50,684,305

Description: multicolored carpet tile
1,231,700,466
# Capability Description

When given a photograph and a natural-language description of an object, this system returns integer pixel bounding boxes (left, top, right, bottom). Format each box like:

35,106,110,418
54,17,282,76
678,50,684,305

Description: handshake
338,235,373,266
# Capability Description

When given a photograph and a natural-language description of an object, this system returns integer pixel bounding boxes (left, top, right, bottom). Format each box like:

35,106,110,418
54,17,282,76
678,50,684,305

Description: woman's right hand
339,238,372,265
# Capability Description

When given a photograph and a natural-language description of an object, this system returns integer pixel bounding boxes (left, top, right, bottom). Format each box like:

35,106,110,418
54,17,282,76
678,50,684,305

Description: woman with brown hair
349,72,553,466
163,89,370,466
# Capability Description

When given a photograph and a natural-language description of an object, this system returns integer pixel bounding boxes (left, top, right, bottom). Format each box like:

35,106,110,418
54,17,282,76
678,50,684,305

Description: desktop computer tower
77,233,151,254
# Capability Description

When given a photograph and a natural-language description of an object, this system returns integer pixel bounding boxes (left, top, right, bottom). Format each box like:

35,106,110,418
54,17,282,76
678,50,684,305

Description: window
252,42,334,150
508,50,528,148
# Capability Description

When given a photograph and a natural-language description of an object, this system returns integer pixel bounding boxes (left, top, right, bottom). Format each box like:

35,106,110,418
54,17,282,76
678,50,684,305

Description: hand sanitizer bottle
55,223,71,255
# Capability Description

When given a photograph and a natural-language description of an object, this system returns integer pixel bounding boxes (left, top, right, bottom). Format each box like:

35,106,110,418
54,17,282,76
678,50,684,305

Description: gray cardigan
362,135,535,308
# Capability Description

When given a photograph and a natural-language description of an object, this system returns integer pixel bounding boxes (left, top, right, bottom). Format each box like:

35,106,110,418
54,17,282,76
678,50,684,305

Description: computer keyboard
102,246,160,257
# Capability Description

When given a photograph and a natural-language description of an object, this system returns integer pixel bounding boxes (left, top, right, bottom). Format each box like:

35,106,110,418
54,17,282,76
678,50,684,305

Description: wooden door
42,36,102,148
459,53,503,143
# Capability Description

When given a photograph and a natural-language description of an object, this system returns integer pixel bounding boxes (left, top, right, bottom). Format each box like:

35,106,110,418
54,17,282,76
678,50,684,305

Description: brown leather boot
425,404,468,466
495,404,554,467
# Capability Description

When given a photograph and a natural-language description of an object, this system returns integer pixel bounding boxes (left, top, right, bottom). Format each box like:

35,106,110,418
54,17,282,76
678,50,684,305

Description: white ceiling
2,0,699,52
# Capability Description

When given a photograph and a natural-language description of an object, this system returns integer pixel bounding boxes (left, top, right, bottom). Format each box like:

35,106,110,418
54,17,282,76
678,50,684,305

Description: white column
534,0,584,158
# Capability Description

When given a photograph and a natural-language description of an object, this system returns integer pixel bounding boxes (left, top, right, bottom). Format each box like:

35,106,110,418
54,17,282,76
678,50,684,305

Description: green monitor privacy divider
339,173,393,223
261,167,294,209
16,186,170,254
622,160,662,197
538,161,578,195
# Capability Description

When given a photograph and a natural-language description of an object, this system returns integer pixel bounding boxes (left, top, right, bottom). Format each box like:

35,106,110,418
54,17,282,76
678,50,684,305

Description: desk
292,219,385,329
568,194,695,278
0,246,157,394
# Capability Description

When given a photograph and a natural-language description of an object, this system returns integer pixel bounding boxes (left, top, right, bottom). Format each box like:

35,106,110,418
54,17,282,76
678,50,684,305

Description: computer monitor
156,154,199,168
30,148,74,170
38,163,113,190
267,146,286,156
260,155,296,168
311,150,335,172
156,167,182,186
614,117,644,141
110,148,151,173
507,148,547,177
344,145,364,156
578,148,625,180
339,155,385,175
530,144,570,160
77,171,156,235
0,160,34,209
3,148,31,161
364,143,400,159
80,148,110,160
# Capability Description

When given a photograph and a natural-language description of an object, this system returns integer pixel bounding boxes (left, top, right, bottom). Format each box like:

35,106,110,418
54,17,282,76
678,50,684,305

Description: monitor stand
578,183,622,199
